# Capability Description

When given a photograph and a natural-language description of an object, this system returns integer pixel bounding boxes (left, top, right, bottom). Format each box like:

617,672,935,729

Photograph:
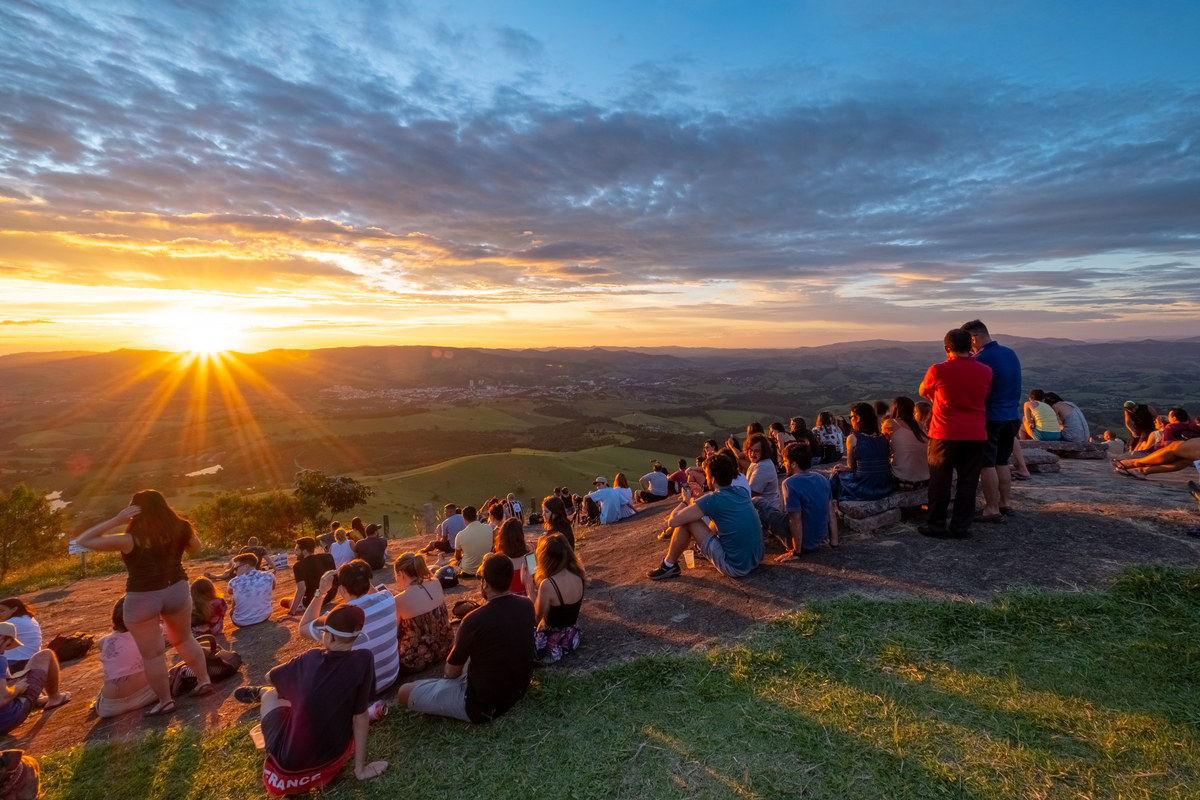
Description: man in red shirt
918,328,993,538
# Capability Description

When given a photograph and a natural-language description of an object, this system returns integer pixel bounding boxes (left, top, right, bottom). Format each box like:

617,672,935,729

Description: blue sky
1,0,1198,352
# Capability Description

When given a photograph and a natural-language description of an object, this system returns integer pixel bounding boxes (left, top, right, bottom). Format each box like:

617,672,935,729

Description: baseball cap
0,622,24,647
1123,401,1137,409
314,605,366,641
593,476,607,487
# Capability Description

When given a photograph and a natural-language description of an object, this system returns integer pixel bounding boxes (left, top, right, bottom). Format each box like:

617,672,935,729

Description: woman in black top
77,490,212,716
539,495,575,549
530,532,584,664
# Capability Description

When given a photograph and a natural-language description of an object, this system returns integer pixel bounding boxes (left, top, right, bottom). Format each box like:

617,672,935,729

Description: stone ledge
842,507,902,533
839,486,928,520
1020,440,1106,459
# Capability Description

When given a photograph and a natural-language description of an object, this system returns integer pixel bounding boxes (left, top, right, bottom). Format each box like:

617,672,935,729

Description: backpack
167,635,243,696
46,632,94,663
435,566,459,590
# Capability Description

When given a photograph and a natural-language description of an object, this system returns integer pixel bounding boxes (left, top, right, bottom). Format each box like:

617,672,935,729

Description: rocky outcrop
1020,440,1106,459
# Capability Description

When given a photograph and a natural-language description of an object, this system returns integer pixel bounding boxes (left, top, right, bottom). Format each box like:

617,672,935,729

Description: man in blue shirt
962,320,1022,521
648,453,764,580
755,440,838,559
423,504,466,555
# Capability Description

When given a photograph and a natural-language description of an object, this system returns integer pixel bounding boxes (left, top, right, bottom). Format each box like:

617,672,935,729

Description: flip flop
1115,465,1147,481
144,700,176,717
38,692,71,710
1012,473,1031,481
190,682,215,698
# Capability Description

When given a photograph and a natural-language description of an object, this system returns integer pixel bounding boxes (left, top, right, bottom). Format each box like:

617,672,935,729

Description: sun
165,311,243,354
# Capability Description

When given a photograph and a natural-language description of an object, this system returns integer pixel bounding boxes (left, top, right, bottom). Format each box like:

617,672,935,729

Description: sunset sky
2,1,1198,355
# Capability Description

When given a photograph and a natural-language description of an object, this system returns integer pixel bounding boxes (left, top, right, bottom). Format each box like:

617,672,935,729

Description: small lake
186,464,224,477
45,490,71,511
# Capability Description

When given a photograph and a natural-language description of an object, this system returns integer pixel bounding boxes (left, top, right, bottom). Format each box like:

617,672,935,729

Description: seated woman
494,519,532,596
531,533,585,664
330,528,356,568
1044,392,1091,442
190,577,227,637
829,403,894,502
541,495,575,549
613,474,637,519
881,396,929,490
914,402,933,434
812,411,845,464
1131,416,1170,457
0,599,41,674
1124,401,1160,451
1115,438,1200,480
393,553,453,675
95,597,157,718
1023,390,1062,441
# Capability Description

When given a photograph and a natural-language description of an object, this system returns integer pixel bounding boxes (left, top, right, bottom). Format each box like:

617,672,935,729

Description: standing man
918,329,993,539
962,320,1022,522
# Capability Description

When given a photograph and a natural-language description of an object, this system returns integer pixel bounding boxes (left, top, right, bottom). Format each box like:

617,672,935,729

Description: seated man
354,524,389,571
503,493,524,524
398,553,535,723
205,536,274,581
648,453,765,581
667,459,689,495
1115,438,1200,480
299,560,399,693
455,506,493,576
1162,408,1200,444
757,441,838,561
422,505,465,555
229,553,276,627
317,522,339,553
0,622,69,736
637,463,670,504
587,477,625,524
282,538,337,616
236,605,387,795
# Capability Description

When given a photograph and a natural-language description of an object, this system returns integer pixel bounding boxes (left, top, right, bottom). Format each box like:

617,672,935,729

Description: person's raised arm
352,711,388,780
297,570,336,640
75,505,140,553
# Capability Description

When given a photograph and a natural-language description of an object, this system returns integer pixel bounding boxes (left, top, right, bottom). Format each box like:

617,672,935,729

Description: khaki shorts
405,674,470,722
95,684,157,718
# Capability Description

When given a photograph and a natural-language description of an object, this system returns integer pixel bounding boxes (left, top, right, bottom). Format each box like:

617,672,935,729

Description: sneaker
1189,480,1200,503
648,561,681,580
234,686,263,704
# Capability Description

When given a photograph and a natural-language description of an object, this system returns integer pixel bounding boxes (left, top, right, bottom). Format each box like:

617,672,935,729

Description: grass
39,565,1200,800
0,551,127,596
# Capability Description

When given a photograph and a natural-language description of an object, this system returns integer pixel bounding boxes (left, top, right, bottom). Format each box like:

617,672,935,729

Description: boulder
838,487,929,520
1017,449,1059,466
842,507,902,533
1019,440,1106,459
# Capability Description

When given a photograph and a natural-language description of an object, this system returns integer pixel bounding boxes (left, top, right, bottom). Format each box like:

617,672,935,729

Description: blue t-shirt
439,514,466,547
974,340,1022,422
0,654,29,735
694,485,764,574
782,471,833,551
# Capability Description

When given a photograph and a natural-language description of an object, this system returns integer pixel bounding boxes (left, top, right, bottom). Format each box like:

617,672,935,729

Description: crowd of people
11,317,1200,796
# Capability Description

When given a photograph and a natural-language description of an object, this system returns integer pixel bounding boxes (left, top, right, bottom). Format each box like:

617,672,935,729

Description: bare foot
37,692,71,710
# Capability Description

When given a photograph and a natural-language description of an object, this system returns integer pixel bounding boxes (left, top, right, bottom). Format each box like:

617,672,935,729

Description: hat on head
315,605,366,641
1123,401,1137,409
0,622,23,647
593,476,607,487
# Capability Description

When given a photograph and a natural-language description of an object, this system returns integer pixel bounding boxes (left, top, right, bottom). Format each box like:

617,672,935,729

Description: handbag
168,635,243,696
46,632,94,662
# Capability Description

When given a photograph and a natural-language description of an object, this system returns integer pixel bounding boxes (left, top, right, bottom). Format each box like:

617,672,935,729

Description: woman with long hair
393,553,453,674
541,495,575,549
76,490,212,716
531,533,585,663
813,411,845,464
189,578,226,637
494,518,531,595
829,403,894,501
330,527,356,568
0,598,41,673
613,473,637,519
881,396,930,490
349,517,367,542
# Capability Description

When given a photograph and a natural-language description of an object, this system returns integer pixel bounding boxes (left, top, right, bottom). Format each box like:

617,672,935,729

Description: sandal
38,692,71,710
1115,465,1147,481
144,700,176,717
190,681,215,698
1012,472,1031,481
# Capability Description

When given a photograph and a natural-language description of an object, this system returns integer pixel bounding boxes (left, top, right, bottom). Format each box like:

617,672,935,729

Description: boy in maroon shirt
918,328,993,538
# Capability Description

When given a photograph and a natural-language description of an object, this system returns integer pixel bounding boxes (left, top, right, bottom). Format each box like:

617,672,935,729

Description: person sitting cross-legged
205,536,273,582
455,506,494,577
228,553,276,628
422,505,465,555
648,452,765,581
0,621,69,735
398,553,536,723
298,560,399,694
237,605,387,795
281,537,337,617
757,441,838,561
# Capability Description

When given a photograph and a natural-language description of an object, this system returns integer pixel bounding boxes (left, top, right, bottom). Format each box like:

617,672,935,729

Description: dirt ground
8,457,1200,756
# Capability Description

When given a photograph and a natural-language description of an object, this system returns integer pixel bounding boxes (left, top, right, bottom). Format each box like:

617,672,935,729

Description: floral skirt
535,623,582,664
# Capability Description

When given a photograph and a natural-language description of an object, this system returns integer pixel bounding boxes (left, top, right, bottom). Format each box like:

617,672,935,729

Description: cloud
0,318,53,325
493,26,545,61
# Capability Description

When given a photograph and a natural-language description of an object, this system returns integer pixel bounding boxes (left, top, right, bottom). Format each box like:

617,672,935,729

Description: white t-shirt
229,570,276,626
5,616,42,662
589,487,625,524
731,474,752,494
746,460,783,511
330,540,356,568
617,486,636,518
99,630,145,681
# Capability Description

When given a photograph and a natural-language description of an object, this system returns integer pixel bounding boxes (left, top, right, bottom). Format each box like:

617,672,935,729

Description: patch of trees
0,485,67,576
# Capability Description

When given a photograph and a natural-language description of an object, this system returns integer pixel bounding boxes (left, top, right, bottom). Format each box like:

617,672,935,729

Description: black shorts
983,420,1019,468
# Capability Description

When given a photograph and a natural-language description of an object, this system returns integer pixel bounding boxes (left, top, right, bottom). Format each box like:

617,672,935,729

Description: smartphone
525,553,537,575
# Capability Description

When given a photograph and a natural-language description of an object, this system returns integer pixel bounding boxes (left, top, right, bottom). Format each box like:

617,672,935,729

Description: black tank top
545,576,583,628
122,522,190,592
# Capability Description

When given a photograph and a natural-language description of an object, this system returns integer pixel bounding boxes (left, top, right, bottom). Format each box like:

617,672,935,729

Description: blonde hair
396,552,431,584
334,528,347,543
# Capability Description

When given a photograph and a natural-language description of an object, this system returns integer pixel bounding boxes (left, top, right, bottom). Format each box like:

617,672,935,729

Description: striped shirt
306,590,399,691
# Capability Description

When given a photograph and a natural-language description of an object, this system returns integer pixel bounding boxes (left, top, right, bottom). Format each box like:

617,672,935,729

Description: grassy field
351,445,684,528
0,551,127,596
40,565,1200,800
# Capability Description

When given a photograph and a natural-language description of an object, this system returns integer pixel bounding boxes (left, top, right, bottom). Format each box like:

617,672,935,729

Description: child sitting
190,578,227,637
